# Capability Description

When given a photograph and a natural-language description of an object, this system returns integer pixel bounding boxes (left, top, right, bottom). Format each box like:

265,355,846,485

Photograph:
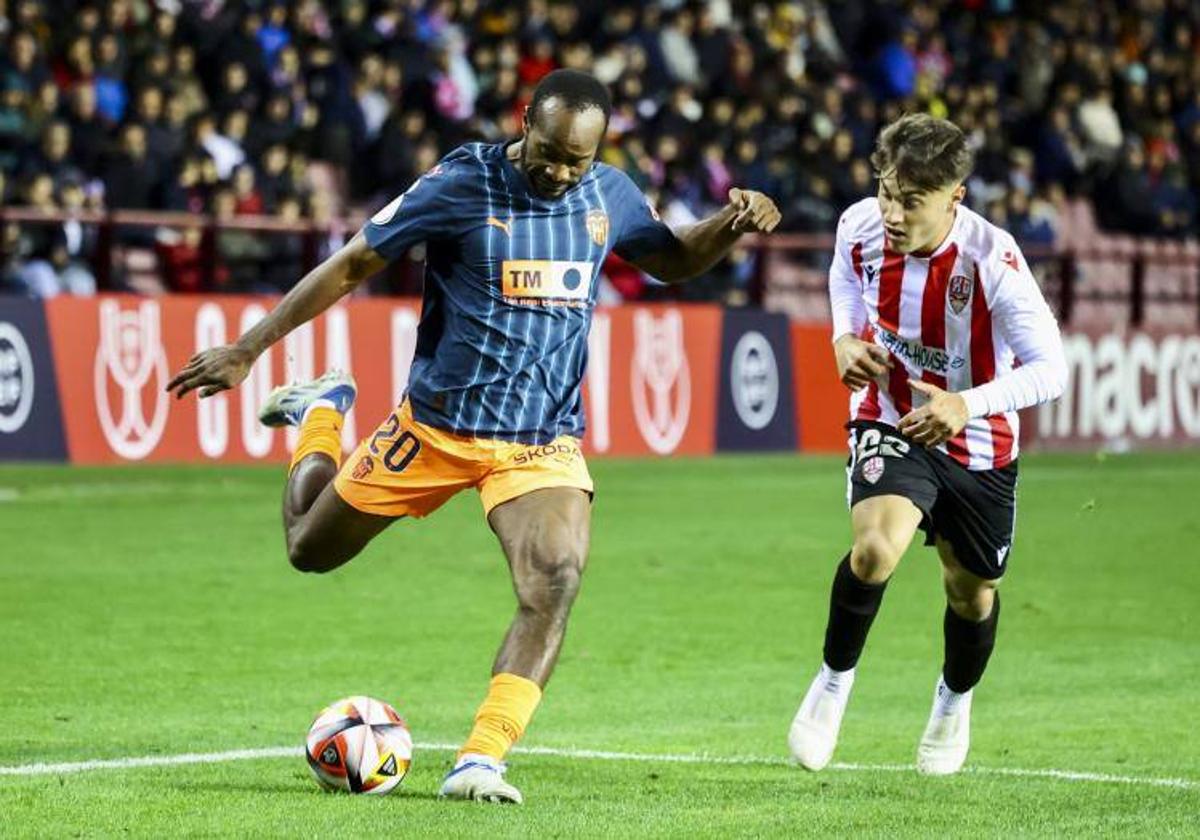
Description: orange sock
289,406,344,472
458,673,543,762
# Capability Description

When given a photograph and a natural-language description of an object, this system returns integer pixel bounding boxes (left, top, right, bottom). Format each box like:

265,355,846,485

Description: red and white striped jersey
829,198,1068,471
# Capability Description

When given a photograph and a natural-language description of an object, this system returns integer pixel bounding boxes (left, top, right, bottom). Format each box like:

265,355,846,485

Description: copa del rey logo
630,309,691,454
94,299,169,459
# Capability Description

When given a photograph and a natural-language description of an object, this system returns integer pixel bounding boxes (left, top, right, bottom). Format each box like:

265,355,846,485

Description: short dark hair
529,69,612,126
870,114,973,193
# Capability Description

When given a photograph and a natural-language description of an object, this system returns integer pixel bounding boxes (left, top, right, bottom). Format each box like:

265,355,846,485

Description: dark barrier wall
0,298,67,461
717,310,797,451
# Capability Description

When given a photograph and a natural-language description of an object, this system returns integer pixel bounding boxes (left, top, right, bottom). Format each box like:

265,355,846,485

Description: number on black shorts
855,428,910,460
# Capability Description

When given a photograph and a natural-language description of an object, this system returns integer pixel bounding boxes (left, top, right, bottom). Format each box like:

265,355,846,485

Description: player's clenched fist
166,344,256,399
727,188,782,233
833,334,892,391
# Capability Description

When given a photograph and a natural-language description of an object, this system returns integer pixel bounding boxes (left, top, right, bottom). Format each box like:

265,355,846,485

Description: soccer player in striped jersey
788,114,1068,776
167,70,780,803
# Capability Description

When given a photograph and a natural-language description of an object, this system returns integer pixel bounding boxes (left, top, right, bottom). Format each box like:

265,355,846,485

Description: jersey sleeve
361,157,467,262
608,170,679,261
959,244,1069,418
828,209,869,340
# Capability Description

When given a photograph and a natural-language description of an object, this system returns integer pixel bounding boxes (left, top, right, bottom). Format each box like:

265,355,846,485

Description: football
305,696,413,795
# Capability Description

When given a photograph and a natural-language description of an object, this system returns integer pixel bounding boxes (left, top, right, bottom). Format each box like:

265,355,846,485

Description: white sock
301,398,337,424
932,674,970,716
819,662,856,698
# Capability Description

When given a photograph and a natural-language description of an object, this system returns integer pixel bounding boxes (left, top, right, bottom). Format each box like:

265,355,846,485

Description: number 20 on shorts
368,411,422,473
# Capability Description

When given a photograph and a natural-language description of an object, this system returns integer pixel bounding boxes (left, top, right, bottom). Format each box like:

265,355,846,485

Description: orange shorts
334,400,593,518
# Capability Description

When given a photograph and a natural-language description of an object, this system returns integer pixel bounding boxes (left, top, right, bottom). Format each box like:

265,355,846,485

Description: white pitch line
0,742,1195,791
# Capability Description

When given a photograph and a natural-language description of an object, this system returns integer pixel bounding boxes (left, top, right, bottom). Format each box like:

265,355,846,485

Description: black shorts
846,421,1018,579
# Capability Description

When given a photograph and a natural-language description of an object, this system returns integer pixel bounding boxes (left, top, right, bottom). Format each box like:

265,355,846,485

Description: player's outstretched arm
629,188,781,283
165,232,386,399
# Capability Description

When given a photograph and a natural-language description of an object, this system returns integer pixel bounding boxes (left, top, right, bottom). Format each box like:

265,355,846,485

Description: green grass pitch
1,451,1198,836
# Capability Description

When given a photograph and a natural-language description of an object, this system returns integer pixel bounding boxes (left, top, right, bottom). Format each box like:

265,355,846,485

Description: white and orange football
305,696,413,795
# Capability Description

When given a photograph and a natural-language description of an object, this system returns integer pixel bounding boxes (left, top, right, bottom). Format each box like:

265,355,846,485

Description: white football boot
916,675,972,775
258,370,357,427
788,664,855,771
438,754,523,804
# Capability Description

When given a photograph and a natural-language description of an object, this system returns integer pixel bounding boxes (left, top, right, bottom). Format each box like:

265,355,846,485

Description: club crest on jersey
948,275,973,314
861,455,885,484
352,454,375,480
585,209,609,246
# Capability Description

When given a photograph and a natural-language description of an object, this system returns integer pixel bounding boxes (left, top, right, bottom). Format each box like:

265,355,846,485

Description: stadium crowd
1,0,1198,299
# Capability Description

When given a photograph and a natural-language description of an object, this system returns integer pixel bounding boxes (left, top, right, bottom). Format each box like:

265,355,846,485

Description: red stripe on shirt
969,267,1014,467
877,247,905,333
851,241,863,285
921,245,969,464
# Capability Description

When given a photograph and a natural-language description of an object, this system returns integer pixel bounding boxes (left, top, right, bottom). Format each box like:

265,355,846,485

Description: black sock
942,592,1001,693
822,554,888,671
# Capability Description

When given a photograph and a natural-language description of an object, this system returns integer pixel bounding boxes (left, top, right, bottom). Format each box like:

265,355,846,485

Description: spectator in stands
157,225,207,294
93,32,129,125
260,194,305,293
0,77,31,174
1100,141,1160,235
212,186,269,292
169,44,208,118
214,63,260,120
192,113,244,181
64,84,106,176
6,0,1200,295
24,79,60,142
103,123,157,210
230,163,264,216
20,120,81,186
4,29,49,92
8,172,93,297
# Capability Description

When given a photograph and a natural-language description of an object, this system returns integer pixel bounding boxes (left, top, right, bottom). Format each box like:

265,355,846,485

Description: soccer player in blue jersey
167,70,780,803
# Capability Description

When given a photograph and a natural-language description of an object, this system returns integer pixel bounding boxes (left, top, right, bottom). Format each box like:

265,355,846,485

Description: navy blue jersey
362,142,676,444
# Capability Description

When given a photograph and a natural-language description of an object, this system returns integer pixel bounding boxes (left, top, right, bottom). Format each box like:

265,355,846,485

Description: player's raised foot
257,370,357,428
916,676,972,776
788,663,855,771
438,754,523,804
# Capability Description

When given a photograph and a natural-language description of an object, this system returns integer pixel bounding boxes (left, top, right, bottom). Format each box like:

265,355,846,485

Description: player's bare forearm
236,232,386,357
652,206,744,282
630,188,781,283
166,232,386,399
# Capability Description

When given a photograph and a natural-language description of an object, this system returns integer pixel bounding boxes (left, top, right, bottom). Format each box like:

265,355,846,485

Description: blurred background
0,0,1196,314
0,0,1198,463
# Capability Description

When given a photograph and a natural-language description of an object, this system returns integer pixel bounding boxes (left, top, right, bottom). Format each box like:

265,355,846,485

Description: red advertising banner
39,296,1193,464
790,323,852,454
41,296,726,464
1033,327,1200,449
45,296,422,464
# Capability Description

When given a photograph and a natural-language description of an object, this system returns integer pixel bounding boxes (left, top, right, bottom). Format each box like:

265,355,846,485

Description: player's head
521,69,611,199
871,114,973,254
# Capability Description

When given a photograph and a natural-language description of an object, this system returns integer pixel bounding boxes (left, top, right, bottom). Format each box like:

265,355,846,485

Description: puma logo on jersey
487,216,512,236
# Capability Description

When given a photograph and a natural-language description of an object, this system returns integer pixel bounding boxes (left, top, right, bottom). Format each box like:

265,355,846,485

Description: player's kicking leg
915,538,1001,775
439,487,590,804
259,371,395,572
789,494,923,770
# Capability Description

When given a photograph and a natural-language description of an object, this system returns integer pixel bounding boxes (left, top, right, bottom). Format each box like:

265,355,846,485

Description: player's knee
517,546,585,615
850,531,904,583
947,584,995,622
287,533,344,574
